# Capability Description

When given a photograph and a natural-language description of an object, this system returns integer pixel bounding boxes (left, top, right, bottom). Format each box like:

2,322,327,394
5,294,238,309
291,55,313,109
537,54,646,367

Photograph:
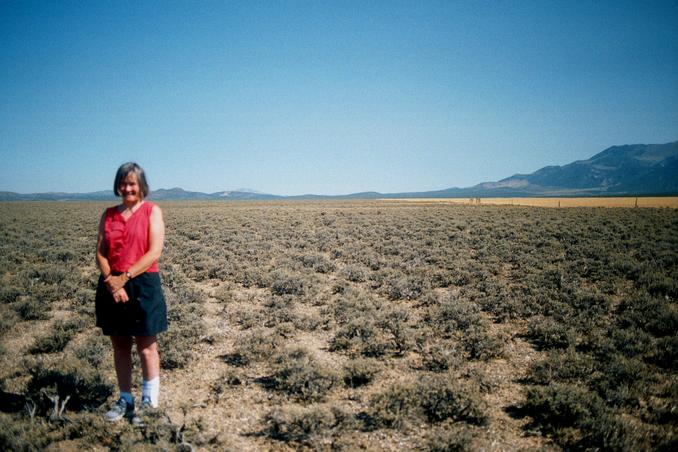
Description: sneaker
131,397,153,427
105,397,134,422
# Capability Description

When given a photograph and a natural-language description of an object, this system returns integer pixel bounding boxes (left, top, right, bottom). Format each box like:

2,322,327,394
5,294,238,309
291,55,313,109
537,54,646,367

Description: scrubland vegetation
0,200,676,450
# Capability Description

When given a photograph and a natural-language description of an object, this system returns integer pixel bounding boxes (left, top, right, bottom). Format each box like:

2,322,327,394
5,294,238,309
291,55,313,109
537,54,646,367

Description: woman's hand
112,287,129,303
104,274,128,294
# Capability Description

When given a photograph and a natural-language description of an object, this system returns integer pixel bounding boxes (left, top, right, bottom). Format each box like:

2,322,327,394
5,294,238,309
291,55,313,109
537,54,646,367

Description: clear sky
1,0,677,196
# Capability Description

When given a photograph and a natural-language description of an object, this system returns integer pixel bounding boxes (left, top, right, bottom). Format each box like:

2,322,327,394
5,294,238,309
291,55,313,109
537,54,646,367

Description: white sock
141,376,160,407
120,391,134,406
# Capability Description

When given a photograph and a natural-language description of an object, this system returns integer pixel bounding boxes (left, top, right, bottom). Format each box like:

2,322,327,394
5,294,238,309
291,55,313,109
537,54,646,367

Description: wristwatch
125,271,133,280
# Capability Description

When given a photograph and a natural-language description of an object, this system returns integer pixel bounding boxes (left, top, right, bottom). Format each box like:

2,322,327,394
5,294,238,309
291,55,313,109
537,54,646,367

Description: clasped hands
104,274,129,303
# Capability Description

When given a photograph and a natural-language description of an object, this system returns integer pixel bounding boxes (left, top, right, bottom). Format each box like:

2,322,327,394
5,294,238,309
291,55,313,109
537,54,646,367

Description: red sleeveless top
103,201,159,273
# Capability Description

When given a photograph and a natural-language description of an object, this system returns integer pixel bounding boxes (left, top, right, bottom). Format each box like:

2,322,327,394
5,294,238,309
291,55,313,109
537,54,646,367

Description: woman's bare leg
136,336,160,407
110,336,133,393
136,336,160,380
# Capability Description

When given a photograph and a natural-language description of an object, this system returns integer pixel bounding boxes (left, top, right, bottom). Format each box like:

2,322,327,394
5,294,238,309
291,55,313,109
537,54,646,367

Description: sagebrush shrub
377,307,412,355
0,308,18,335
73,332,110,368
160,285,205,369
427,299,482,334
225,329,282,366
299,253,335,273
367,381,419,429
528,348,596,385
420,342,463,372
271,272,305,296
462,326,504,361
387,275,426,300
329,317,387,357
14,298,51,321
522,383,606,431
270,347,337,402
213,284,235,303
652,335,678,370
526,316,572,349
26,356,112,413
263,405,352,443
368,376,488,429
341,265,367,282
417,376,488,425
424,423,476,452
30,319,81,354
0,286,21,304
343,357,380,388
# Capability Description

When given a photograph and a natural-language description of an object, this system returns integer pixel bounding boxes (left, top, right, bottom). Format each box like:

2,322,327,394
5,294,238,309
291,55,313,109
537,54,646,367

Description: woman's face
119,172,141,204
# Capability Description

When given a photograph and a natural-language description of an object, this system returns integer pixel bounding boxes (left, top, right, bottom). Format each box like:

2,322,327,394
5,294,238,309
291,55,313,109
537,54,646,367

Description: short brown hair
114,162,150,198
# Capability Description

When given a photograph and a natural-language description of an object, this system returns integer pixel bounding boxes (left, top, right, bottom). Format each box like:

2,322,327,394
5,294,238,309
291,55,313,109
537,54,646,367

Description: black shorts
95,272,168,336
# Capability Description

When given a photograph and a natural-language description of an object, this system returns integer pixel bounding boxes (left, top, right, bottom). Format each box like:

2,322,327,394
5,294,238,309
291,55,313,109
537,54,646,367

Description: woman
95,162,167,423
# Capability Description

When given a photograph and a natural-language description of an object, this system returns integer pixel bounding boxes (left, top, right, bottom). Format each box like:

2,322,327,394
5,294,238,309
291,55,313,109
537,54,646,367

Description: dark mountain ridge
383,141,678,198
495,142,678,194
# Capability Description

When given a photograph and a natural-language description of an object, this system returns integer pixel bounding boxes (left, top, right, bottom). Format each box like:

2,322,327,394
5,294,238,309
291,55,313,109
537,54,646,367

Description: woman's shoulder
104,205,121,216
143,201,163,219
144,201,161,211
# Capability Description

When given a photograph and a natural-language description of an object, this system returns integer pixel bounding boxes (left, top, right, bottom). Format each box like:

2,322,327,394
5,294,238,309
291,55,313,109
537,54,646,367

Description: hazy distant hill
0,190,115,201
0,188,282,201
2,141,676,201
150,188,282,200
149,188,277,200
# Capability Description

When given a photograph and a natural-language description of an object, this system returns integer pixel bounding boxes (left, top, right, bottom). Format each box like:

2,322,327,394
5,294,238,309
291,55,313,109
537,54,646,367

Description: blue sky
1,0,677,196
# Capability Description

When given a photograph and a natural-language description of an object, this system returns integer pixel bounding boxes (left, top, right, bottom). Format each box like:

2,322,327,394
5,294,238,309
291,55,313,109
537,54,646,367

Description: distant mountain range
2,141,676,201
385,140,678,198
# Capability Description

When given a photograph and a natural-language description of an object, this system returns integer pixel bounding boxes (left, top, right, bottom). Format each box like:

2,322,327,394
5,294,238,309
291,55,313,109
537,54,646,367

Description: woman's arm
106,205,165,292
96,211,111,277
97,211,129,302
